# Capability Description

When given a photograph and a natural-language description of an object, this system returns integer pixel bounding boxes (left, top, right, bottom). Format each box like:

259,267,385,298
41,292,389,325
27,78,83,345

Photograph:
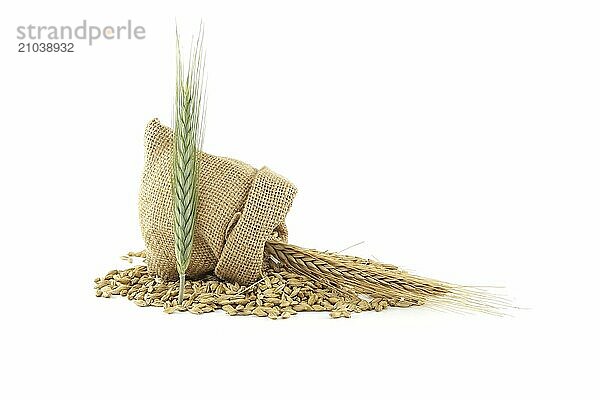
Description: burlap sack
139,118,297,285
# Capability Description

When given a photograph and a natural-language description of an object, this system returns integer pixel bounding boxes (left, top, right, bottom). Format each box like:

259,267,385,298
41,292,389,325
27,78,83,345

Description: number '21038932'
18,42,74,52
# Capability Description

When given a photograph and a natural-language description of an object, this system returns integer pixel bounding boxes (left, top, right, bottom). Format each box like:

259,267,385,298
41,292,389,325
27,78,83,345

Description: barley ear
172,24,207,305
265,240,511,315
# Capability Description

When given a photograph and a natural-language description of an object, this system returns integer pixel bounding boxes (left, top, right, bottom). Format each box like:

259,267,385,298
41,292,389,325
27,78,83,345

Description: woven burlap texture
139,118,297,285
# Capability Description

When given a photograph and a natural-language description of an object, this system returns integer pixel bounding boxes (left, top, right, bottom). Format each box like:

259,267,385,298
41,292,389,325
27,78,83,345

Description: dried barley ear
264,240,511,315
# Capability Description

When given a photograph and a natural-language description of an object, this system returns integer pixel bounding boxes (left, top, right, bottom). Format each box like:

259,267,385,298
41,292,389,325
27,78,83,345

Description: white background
1,1,598,399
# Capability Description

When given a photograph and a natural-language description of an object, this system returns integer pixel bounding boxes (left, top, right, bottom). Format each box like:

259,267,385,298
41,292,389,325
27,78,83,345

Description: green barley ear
172,24,207,305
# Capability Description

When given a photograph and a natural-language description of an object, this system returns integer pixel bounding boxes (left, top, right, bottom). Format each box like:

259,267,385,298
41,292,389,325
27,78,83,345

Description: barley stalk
172,25,207,304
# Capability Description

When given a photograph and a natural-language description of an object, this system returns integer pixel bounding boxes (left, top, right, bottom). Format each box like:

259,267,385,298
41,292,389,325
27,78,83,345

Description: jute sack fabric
139,118,297,285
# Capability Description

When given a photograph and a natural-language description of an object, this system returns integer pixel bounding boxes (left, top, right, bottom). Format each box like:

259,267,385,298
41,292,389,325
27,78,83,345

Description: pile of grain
94,252,420,319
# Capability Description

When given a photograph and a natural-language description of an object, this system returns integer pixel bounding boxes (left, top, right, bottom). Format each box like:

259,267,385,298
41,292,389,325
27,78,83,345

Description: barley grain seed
94,260,420,319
